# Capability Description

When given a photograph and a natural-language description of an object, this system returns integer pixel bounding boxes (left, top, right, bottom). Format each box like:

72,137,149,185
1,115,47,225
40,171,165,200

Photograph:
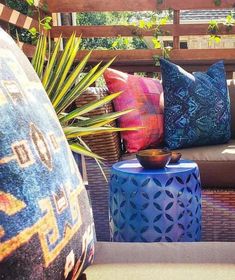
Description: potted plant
31,34,138,176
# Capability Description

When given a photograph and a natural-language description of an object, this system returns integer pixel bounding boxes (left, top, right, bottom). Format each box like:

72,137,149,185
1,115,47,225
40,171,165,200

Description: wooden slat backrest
50,24,235,38
48,0,235,12
46,0,235,74
2,0,234,75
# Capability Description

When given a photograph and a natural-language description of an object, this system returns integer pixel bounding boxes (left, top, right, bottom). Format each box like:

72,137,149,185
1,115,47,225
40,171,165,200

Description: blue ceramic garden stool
109,159,201,242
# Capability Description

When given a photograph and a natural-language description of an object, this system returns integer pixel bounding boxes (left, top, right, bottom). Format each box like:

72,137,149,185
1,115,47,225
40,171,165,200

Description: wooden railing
47,0,235,13
1,0,235,76
48,0,235,76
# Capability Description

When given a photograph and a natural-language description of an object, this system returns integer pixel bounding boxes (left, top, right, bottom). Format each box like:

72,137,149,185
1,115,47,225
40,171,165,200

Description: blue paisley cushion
0,28,95,279
160,58,231,149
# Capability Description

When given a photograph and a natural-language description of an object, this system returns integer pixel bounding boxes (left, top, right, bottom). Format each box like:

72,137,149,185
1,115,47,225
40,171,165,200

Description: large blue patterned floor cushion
160,58,231,149
0,28,95,279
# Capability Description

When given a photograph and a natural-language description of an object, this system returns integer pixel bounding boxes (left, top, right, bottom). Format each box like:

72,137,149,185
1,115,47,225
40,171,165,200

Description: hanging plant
207,12,235,45
25,0,52,38
208,20,221,45
224,13,235,32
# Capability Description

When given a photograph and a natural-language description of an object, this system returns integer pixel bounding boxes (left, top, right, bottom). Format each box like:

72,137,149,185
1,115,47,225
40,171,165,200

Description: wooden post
173,10,180,49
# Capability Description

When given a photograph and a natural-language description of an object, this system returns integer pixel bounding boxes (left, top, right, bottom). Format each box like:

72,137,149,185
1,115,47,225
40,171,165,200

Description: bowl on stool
169,152,182,163
136,149,172,169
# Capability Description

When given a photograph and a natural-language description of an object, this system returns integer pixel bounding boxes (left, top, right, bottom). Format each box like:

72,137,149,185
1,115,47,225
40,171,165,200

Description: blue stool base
109,160,201,242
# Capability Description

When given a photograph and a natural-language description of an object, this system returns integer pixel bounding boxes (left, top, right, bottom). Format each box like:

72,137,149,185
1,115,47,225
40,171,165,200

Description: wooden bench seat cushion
175,139,235,188
122,139,235,188
81,242,235,280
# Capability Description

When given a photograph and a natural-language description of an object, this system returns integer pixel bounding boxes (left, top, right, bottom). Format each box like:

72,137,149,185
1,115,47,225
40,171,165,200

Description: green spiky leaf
31,34,136,167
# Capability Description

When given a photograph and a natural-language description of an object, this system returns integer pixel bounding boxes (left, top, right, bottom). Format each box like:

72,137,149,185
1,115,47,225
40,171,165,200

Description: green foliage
28,27,37,37
152,37,161,49
24,0,52,38
6,0,52,42
26,0,34,5
76,10,172,52
132,37,147,49
77,12,117,26
28,15,52,39
225,13,235,32
31,34,139,159
208,19,221,45
208,20,220,34
134,14,170,50
77,12,148,50
214,0,221,6
208,35,221,45
208,13,235,45
111,36,132,49
40,16,52,30
6,0,28,14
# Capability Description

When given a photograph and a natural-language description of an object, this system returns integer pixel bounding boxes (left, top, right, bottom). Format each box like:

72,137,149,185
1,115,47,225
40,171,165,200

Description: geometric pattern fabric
0,28,95,279
110,160,201,242
160,59,231,150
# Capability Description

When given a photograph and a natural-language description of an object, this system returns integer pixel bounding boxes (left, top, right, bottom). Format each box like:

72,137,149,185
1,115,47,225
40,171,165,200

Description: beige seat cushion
177,139,235,188
122,140,235,188
81,242,235,280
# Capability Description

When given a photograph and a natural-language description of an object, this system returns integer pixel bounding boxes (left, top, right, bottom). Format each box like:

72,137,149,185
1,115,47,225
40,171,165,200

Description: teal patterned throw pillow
160,58,231,149
0,28,95,279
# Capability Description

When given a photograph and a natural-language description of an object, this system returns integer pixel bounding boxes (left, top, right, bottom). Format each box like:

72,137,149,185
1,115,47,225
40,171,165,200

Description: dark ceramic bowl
136,149,172,169
169,152,182,163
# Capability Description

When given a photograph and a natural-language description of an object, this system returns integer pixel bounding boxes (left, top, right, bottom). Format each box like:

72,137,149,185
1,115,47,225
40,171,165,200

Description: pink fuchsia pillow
104,68,164,153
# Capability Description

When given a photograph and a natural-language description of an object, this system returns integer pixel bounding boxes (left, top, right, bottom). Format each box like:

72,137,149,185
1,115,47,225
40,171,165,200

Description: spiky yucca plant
31,34,137,160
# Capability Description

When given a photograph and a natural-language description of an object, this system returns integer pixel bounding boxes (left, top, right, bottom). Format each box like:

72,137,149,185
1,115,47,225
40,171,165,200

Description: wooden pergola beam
76,49,235,63
50,24,235,38
22,47,235,63
48,0,235,13
21,45,235,76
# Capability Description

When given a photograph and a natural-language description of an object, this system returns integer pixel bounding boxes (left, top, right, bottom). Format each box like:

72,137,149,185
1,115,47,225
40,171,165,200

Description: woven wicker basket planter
75,87,121,164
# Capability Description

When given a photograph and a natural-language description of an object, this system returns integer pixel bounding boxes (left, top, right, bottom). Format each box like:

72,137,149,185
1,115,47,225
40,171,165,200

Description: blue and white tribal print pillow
0,28,95,280
160,58,231,149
